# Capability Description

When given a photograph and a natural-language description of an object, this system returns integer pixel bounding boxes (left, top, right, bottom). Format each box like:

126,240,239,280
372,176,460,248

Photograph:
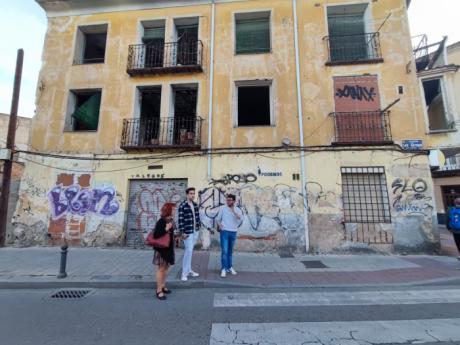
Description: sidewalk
1,245,459,289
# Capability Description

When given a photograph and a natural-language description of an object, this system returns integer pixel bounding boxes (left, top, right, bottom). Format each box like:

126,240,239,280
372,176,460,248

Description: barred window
341,167,391,223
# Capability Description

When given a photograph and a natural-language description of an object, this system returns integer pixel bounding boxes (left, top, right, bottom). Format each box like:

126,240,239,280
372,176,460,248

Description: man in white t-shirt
216,194,243,278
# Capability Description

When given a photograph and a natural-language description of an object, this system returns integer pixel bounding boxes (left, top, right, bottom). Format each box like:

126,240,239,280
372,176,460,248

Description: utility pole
0,49,24,247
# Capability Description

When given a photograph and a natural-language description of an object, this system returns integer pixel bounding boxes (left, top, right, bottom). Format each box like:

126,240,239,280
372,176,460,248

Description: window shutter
142,28,165,42
236,18,270,54
71,93,101,130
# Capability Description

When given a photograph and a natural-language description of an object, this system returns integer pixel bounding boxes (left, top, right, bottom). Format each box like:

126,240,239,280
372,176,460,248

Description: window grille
341,167,391,223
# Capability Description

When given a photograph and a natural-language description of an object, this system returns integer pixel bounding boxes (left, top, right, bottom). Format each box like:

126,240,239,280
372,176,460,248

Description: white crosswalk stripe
210,319,460,345
214,289,460,308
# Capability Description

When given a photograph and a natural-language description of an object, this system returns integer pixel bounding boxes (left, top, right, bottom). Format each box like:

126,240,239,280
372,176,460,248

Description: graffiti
392,178,432,216
48,185,120,220
210,173,257,186
335,85,376,102
257,166,282,177
306,181,337,208
22,176,47,198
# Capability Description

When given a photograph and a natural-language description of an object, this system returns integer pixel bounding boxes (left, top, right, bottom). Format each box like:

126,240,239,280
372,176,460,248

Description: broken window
74,24,107,64
174,18,199,66
422,78,451,131
327,4,374,62
237,82,271,127
235,12,271,54
67,90,102,131
138,86,162,145
172,85,198,145
341,167,391,223
141,20,165,68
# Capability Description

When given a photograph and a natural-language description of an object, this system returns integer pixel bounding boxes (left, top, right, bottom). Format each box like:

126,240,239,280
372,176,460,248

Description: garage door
126,179,187,248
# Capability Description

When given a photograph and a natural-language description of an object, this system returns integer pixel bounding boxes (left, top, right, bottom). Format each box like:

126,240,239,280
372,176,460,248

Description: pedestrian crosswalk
210,289,460,345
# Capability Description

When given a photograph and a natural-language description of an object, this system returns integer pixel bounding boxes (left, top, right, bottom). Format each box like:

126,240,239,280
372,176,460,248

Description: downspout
292,0,310,251
207,0,216,180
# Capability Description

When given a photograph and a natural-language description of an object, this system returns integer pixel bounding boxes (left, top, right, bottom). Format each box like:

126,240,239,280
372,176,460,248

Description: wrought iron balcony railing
127,40,203,76
325,32,383,65
121,116,203,150
331,111,392,145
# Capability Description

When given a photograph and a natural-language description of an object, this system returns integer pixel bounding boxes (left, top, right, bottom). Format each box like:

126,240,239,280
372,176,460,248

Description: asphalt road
1,286,460,345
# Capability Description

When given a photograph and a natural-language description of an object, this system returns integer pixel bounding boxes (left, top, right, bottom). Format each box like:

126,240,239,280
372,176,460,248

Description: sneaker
228,267,237,275
189,271,200,277
220,269,227,278
181,274,188,282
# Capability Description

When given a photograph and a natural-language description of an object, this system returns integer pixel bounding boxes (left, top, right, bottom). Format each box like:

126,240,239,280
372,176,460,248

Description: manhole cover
301,260,329,269
50,290,90,299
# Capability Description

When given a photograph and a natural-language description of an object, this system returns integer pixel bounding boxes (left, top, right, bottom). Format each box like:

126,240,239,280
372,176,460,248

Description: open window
327,4,378,63
66,89,102,131
137,86,162,145
236,80,272,127
422,77,452,131
174,17,199,66
74,24,107,64
171,85,198,145
235,11,271,54
141,20,165,68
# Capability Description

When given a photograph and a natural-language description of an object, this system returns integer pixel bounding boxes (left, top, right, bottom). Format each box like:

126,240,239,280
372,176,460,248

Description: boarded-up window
235,12,270,54
334,75,380,112
341,167,391,223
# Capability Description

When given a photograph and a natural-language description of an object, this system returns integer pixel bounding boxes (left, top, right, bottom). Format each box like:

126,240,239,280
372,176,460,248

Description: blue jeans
220,230,237,270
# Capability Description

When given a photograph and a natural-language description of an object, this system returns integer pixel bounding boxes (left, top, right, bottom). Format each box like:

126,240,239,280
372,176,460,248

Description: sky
0,0,459,118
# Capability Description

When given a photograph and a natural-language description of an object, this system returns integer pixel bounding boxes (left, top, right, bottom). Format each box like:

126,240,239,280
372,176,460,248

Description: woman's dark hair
227,194,236,201
161,203,176,218
186,187,195,195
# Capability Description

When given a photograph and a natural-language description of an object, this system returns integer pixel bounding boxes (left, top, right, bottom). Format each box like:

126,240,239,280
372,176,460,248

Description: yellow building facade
14,0,439,253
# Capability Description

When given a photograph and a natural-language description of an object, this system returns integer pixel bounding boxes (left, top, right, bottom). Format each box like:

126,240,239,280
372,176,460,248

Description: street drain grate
50,290,90,299
301,260,329,269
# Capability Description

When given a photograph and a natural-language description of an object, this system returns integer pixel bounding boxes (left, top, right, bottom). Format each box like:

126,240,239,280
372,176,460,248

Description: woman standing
153,203,177,300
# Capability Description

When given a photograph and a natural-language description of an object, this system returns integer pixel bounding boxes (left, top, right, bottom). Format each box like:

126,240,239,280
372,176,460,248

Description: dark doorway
173,86,197,145
139,87,161,145
176,23,199,65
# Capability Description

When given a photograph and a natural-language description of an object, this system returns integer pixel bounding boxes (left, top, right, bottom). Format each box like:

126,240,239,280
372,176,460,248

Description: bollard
57,243,68,279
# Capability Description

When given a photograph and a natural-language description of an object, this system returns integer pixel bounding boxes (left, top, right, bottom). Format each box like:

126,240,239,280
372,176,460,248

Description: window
172,84,198,145
422,78,452,131
74,24,108,64
341,167,391,223
136,86,162,145
66,90,102,131
141,20,165,68
174,17,199,66
236,81,272,127
327,4,377,63
235,12,270,54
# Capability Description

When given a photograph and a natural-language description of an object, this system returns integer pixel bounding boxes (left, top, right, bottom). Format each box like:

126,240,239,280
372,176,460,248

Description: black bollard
57,243,68,279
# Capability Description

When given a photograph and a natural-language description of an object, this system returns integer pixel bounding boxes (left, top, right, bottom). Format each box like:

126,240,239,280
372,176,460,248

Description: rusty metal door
126,179,187,248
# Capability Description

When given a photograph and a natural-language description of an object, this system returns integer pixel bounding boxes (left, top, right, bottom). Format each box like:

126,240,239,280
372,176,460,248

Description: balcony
439,155,460,172
325,32,383,66
121,116,203,150
331,111,392,145
127,40,203,76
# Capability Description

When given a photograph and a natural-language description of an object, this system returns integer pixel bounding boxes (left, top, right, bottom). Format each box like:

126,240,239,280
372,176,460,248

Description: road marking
210,318,460,345
214,289,460,307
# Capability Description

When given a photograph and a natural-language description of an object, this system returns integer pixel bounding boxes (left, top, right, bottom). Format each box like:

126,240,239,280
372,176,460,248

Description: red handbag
146,231,170,248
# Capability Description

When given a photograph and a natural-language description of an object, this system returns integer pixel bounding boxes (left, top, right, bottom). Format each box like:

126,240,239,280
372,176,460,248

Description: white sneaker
181,274,188,282
189,271,200,277
228,267,237,275
220,269,227,278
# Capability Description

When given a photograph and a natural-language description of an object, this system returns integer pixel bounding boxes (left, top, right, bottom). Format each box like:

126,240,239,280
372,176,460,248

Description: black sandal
156,291,166,300
162,287,172,294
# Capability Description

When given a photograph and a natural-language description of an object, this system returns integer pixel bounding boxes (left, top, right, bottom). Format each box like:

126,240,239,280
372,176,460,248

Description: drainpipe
207,0,216,180
292,0,310,252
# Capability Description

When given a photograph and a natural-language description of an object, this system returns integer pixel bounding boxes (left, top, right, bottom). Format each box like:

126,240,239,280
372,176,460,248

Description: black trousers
454,233,460,253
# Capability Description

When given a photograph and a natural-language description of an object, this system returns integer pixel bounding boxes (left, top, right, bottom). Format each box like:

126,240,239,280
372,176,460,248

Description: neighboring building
415,38,460,224
0,113,32,244
15,0,439,253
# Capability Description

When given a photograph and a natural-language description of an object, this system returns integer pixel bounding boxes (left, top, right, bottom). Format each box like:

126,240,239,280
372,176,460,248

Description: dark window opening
238,85,271,126
176,22,199,65
70,90,101,131
422,78,450,131
235,12,270,54
142,25,165,68
173,87,198,145
138,87,161,145
341,167,391,224
83,33,107,64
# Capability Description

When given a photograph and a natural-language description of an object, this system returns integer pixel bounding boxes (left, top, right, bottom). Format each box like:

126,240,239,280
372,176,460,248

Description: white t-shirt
216,206,243,232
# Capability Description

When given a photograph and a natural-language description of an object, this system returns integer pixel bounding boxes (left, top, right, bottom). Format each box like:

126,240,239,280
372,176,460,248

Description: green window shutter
328,15,367,61
236,18,270,54
142,28,165,42
71,93,101,130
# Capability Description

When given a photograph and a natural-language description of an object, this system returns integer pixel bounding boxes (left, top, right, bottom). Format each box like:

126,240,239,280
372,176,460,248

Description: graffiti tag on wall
335,85,376,102
48,184,120,220
392,178,433,216
210,173,257,186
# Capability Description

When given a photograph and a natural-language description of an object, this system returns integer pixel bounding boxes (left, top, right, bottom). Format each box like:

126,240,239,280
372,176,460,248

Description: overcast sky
0,0,459,118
